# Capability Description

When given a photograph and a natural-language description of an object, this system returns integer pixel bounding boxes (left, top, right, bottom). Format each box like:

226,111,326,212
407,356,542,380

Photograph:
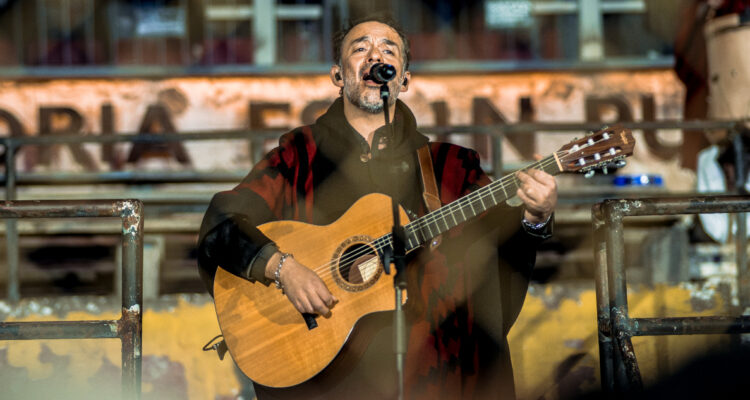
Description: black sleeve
197,213,273,296
196,161,284,295
464,202,553,333
496,212,552,333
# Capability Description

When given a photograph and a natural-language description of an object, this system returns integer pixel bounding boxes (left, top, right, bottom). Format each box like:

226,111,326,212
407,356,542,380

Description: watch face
523,217,549,230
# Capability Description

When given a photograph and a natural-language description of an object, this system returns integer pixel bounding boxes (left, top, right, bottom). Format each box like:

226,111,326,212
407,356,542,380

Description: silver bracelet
274,253,292,290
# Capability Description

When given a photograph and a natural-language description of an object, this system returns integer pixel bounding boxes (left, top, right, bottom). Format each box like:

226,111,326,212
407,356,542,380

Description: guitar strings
318,154,565,285
311,162,564,290
407,154,560,242
306,154,561,281
306,154,562,281
300,154,563,283
322,143,622,287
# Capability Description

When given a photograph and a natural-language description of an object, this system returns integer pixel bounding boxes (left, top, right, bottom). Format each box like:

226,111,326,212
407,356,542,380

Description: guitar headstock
557,125,635,175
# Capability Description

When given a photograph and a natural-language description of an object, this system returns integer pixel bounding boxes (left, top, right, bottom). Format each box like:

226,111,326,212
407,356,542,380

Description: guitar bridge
302,313,318,330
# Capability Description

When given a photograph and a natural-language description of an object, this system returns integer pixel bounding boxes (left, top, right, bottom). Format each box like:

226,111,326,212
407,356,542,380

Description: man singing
198,15,557,400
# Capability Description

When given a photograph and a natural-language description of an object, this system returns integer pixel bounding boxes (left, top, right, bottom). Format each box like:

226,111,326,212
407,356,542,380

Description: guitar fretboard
372,153,562,254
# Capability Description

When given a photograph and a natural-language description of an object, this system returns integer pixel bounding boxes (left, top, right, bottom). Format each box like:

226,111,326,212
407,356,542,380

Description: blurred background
0,0,749,399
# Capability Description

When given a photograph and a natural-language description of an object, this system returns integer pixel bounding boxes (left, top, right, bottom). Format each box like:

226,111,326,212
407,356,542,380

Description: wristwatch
522,215,551,231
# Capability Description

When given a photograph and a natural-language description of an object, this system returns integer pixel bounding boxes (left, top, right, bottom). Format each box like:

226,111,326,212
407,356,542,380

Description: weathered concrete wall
0,281,733,399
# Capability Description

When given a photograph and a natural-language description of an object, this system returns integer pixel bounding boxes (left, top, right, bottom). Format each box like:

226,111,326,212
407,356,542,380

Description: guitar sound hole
338,244,380,285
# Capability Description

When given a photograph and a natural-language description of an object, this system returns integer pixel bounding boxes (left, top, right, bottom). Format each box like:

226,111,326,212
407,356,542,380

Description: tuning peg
584,170,595,179
615,160,627,168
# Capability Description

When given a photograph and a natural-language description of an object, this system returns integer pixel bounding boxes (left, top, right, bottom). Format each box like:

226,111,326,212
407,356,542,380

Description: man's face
336,21,410,114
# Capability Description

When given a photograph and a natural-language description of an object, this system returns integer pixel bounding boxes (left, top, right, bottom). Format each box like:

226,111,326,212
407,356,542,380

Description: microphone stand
379,82,408,400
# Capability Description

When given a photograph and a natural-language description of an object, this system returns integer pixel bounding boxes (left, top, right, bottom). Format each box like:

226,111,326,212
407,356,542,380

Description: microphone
366,63,397,84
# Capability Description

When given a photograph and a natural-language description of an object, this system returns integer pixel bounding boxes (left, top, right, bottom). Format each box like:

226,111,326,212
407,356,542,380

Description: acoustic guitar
213,125,635,388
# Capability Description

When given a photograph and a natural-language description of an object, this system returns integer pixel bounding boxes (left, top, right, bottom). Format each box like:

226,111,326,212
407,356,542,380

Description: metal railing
0,199,143,399
0,129,284,302
593,196,750,394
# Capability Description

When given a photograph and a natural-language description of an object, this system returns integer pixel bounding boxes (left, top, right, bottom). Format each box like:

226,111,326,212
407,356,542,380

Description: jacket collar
315,97,428,158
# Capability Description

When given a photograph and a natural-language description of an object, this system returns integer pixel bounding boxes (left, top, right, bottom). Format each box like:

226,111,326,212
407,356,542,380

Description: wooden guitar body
213,193,409,388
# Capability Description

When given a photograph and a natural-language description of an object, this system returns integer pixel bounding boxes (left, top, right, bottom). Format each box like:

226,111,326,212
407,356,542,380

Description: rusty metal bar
592,203,615,393
604,196,750,217
120,199,143,400
614,327,643,391
0,199,143,399
0,320,120,339
602,198,643,392
0,200,138,218
630,316,750,336
595,195,750,395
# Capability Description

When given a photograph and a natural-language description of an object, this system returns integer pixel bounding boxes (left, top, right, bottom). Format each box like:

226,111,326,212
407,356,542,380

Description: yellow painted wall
0,282,733,399
509,283,732,399
1,298,240,400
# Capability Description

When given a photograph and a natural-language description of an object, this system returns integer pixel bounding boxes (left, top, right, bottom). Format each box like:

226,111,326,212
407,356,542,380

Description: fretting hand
516,168,558,224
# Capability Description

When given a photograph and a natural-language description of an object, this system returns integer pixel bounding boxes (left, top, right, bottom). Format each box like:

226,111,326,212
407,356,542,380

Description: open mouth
362,73,385,87
362,73,378,84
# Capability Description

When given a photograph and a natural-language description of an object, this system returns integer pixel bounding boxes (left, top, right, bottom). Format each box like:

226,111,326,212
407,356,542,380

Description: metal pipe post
119,200,143,400
604,200,643,392
592,204,614,393
613,307,644,391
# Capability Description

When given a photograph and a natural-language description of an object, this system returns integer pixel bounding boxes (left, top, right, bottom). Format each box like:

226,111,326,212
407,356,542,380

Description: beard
342,66,400,114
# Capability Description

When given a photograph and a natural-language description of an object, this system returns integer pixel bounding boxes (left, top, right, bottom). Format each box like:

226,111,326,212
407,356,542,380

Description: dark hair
332,14,411,71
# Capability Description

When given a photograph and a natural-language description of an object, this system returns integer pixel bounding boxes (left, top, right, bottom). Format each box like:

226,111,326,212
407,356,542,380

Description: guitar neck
401,153,563,250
